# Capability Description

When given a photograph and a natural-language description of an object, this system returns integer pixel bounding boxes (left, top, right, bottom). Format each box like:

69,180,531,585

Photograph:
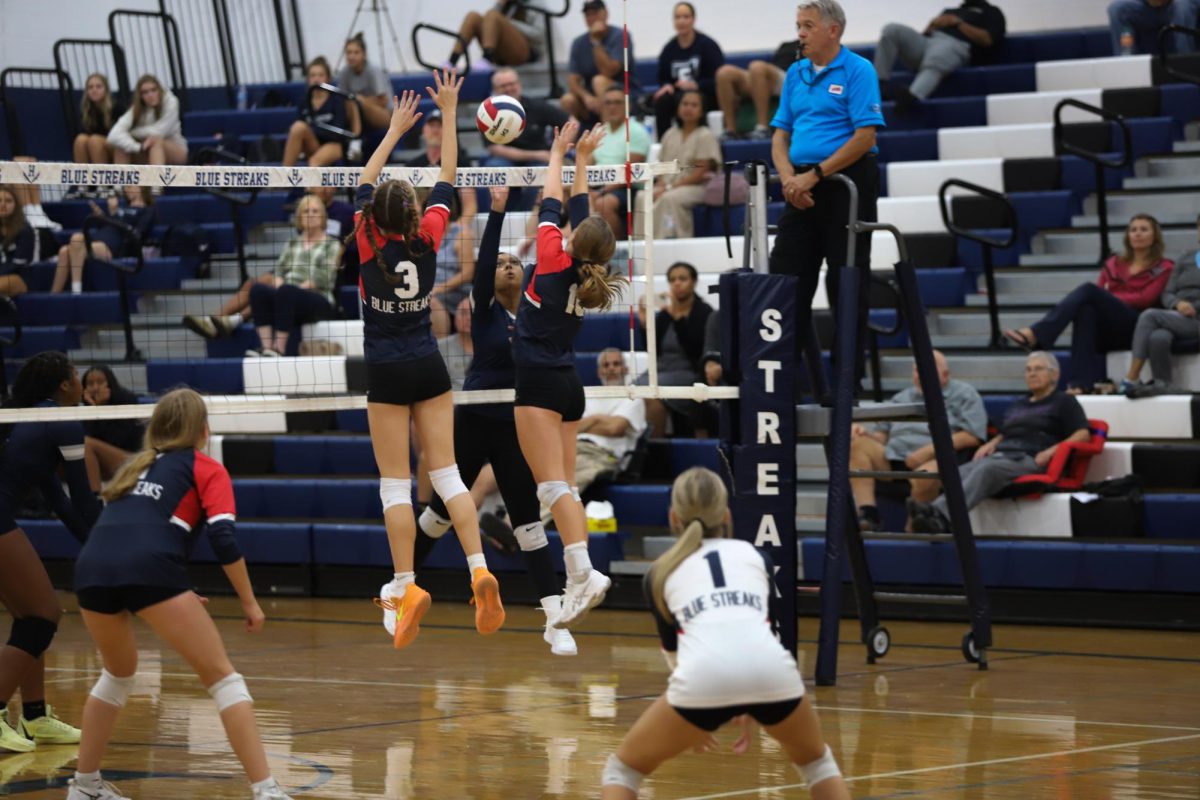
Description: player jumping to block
68,389,291,800
601,467,851,799
416,185,578,656
512,120,626,629
358,73,505,649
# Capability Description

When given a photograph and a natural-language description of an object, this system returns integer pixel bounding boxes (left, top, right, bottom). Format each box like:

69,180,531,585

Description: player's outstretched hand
243,600,266,633
387,91,423,139
426,68,464,114
574,123,606,160
490,186,510,212
551,120,581,156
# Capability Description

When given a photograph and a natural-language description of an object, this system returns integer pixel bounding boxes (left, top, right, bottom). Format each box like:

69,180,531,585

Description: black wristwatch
811,164,825,180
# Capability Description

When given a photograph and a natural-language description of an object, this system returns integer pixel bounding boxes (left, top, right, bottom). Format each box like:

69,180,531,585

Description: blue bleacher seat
915,267,970,308
274,436,378,475
336,409,370,433
668,439,721,475
15,292,126,326
191,522,313,564
18,519,82,560
876,130,939,164
1145,495,1200,540
7,326,81,358
147,359,244,394
883,96,987,132
607,484,670,526
575,313,647,351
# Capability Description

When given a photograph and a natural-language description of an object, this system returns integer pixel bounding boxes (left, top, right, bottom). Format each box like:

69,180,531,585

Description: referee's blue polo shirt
771,45,886,165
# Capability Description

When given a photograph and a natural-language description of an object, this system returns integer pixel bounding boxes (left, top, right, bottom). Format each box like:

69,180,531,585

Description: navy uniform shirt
355,181,453,363
76,448,242,590
463,209,519,419
512,194,591,369
771,45,886,165
0,403,99,541
0,224,34,277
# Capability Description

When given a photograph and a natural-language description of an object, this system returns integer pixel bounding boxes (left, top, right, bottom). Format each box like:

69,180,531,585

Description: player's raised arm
360,91,423,187
426,68,464,187
572,123,605,200
544,120,580,205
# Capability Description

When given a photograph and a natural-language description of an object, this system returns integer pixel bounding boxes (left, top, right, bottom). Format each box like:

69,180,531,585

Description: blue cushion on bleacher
336,409,370,433
876,130,939,164
18,519,82,560
890,63,1036,99
192,522,313,564
1145,495,1200,540
7,326,82,358
313,523,393,567
236,478,383,518
206,325,260,358
224,108,297,137
883,96,987,132
15,292,126,325
147,359,244,394
668,439,721,475
576,313,647,351
914,267,970,308
1161,84,1200,127
1124,117,1179,162
607,484,670,526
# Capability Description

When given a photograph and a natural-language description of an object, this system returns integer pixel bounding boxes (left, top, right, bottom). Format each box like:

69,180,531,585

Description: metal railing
1053,98,1131,264
83,215,145,362
938,179,1018,349
53,39,130,112
1157,24,1200,85
0,296,22,400
109,10,189,112
0,68,75,157
195,147,259,284
412,23,473,76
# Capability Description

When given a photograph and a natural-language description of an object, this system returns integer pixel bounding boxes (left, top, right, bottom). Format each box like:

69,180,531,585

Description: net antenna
338,0,409,73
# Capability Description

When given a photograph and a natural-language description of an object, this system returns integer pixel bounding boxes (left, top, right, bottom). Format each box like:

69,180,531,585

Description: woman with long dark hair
73,73,124,169
0,352,98,753
0,185,32,299
79,365,144,489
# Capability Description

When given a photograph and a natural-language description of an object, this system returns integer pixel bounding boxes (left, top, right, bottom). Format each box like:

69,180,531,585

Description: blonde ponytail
649,467,730,619
102,388,209,503
577,261,628,311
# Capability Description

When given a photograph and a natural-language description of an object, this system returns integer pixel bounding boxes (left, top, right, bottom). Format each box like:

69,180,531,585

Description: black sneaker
182,314,219,339
479,511,519,557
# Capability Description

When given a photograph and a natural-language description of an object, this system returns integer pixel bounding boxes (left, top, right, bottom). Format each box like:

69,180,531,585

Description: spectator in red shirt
1005,214,1174,392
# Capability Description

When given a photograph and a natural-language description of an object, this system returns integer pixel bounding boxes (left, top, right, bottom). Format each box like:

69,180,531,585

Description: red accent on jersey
527,223,574,305
172,451,237,529
354,204,451,267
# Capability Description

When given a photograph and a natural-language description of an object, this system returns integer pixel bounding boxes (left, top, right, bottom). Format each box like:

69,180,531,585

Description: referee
769,0,885,368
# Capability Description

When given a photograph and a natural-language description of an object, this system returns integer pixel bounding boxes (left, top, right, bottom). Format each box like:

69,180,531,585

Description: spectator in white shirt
107,74,187,168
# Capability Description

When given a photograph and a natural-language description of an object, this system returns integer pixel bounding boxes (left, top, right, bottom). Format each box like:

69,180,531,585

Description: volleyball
476,94,526,145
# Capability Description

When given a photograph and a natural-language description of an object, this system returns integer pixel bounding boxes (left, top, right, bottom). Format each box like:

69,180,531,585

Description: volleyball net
0,159,738,426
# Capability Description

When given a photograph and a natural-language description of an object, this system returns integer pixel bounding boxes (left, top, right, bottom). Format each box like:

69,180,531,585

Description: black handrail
53,38,131,109
412,23,472,77
196,147,258,283
938,178,1018,349
0,296,20,400
0,68,75,154
84,214,144,362
518,0,572,97
865,274,904,402
305,82,364,144
1053,98,1131,264
1157,24,1200,85
108,10,189,113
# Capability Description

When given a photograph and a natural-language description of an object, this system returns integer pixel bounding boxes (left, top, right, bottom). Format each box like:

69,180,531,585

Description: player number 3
391,260,420,300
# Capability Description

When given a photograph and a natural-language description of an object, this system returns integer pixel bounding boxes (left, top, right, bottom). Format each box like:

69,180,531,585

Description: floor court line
675,732,1200,800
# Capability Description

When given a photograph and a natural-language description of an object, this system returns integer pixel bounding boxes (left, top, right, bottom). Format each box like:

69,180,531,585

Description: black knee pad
8,616,58,658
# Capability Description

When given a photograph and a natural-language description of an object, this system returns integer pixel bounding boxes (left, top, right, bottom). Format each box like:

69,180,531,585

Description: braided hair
346,180,429,286
0,351,77,446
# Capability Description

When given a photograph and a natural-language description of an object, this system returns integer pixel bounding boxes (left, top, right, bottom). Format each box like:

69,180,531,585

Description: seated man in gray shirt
909,351,1093,533
851,350,987,531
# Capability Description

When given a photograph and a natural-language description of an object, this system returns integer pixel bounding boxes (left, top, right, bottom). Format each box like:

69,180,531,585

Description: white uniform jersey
652,538,804,709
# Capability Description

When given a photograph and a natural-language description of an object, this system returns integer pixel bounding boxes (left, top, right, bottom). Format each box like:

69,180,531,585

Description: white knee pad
379,477,413,511
90,669,136,708
513,522,548,551
429,465,470,504
418,506,452,538
537,481,571,511
602,753,644,791
208,672,253,712
796,745,842,788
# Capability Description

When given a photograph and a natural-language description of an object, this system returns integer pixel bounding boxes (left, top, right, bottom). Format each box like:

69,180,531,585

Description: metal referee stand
731,164,993,686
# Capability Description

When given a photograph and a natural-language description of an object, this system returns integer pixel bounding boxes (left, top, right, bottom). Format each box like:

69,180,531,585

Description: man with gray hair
910,351,1093,533
769,0,885,371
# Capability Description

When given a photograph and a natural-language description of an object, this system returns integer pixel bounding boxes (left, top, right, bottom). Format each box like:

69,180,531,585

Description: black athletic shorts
672,696,803,732
76,585,189,614
367,353,453,405
514,365,585,422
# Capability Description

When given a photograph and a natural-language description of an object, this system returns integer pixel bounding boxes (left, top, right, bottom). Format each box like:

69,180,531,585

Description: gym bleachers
8,22,1199,606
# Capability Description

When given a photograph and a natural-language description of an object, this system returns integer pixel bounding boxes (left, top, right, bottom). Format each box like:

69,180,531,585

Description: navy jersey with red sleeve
75,449,243,590
355,181,453,363
462,209,520,419
512,194,592,368
0,401,99,541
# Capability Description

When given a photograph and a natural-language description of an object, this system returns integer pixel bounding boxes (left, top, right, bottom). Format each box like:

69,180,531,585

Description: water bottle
1119,28,1134,57
236,84,248,111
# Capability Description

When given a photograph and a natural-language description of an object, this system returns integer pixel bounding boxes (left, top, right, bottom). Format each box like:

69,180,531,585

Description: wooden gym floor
2,593,1198,799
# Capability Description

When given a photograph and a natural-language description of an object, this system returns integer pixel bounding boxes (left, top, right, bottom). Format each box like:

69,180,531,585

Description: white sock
563,542,592,583
71,280,82,294
466,553,487,574
393,571,415,589
541,594,563,621
74,771,102,788
227,312,244,326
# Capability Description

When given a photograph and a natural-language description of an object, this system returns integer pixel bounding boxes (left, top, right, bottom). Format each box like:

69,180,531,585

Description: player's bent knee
513,522,548,551
90,669,136,707
795,745,842,788
536,480,571,510
208,672,253,712
379,477,413,511
7,616,57,658
429,465,469,503
602,753,645,791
